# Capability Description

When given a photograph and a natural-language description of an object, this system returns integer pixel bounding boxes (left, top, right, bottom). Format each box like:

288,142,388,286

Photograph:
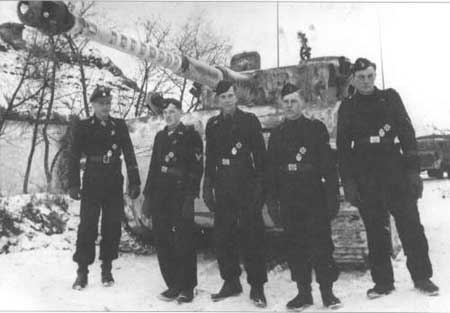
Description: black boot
72,264,88,290
177,289,194,304
286,283,313,311
367,283,395,299
250,284,267,308
414,279,439,296
211,278,243,302
101,261,114,287
320,284,342,309
158,288,180,302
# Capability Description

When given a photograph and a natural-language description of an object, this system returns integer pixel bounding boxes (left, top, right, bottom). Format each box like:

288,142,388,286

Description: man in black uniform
68,85,141,290
203,80,267,308
143,98,203,304
337,58,439,298
266,83,341,311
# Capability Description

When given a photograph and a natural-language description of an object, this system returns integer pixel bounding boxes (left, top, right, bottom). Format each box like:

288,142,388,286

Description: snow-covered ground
1,178,449,311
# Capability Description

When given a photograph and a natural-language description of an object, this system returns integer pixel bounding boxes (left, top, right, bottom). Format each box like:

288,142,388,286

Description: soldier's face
352,66,376,95
92,97,112,119
163,104,182,127
217,87,237,114
282,92,304,120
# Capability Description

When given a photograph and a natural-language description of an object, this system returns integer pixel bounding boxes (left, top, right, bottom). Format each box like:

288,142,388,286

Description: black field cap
281,82,300,98
163,98,182,110
215,80,234,96
352,57,377,73
90,85,112,102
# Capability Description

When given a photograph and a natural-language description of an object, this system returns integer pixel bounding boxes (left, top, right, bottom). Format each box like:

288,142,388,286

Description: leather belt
280,163,315,173
354,136,396,145
160,166,184,177
217,158,240,167
86,155,120,165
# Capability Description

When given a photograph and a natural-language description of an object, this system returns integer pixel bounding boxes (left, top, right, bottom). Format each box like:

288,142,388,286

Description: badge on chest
295,146,307,162
164,151,175,163
230,141,243,156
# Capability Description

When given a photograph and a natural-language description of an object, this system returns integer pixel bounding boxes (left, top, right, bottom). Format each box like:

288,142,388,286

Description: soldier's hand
182,194,195,219
68,186,81,200
266,197,280,224
202,177,216,212
407,171,423,199
128,184,140,200
343,180,360,207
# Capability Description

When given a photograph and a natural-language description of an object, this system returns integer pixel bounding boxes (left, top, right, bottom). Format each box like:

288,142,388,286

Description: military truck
417,134,450,179
17,0,401,267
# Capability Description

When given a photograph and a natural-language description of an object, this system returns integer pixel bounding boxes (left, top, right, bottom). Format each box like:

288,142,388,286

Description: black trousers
356,164,433,285
281,197,338,288
151,186,197,291
73,172,124,265
214,189,267,286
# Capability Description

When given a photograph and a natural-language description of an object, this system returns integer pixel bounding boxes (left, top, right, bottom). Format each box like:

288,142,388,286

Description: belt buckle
369,136,381,144
161,166,168,173
222,158,230,166
102,155,111,164
288,163,297,172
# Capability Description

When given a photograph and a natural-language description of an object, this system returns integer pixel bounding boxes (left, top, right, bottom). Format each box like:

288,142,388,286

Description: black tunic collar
282,114,307,128
218,107,243,122
90,115,115,127
165,122,185,135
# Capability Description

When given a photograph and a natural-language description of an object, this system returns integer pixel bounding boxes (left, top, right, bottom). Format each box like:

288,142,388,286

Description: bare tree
22,32,67,193
64,0,97,117
23,55,51,193
131,17,174,117
42,37,59,189
0,34,44,137
131,13,232,116
174,13,231,106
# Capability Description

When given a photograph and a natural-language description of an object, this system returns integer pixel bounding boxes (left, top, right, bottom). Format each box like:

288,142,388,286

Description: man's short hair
215,80,234,96
352,57,377,74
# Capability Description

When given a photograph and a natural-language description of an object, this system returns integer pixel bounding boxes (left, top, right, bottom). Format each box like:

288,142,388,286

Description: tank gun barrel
17,1,249,88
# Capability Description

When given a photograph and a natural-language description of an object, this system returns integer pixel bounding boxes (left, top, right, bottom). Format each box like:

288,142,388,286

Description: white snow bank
0,179,448,311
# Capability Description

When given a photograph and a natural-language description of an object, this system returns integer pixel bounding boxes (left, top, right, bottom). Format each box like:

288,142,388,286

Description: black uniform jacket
337,87,419,185
68,115,141,190
266,115,338,205
204,108,266,192
144,122,203,198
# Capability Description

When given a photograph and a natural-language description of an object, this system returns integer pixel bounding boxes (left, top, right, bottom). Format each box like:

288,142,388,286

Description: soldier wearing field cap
202,80,268,308
143,97,203,304
69,85,141,290
337,58,439,298
266,83,341,310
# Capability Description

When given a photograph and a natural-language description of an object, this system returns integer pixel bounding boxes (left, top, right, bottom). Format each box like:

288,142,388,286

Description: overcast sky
1,1,450,133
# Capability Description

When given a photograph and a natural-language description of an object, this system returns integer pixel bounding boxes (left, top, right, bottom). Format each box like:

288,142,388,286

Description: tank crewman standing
266,83,341,311
337,58,439,298
202,80,268,308
143,98,203,304
68,85,141,290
